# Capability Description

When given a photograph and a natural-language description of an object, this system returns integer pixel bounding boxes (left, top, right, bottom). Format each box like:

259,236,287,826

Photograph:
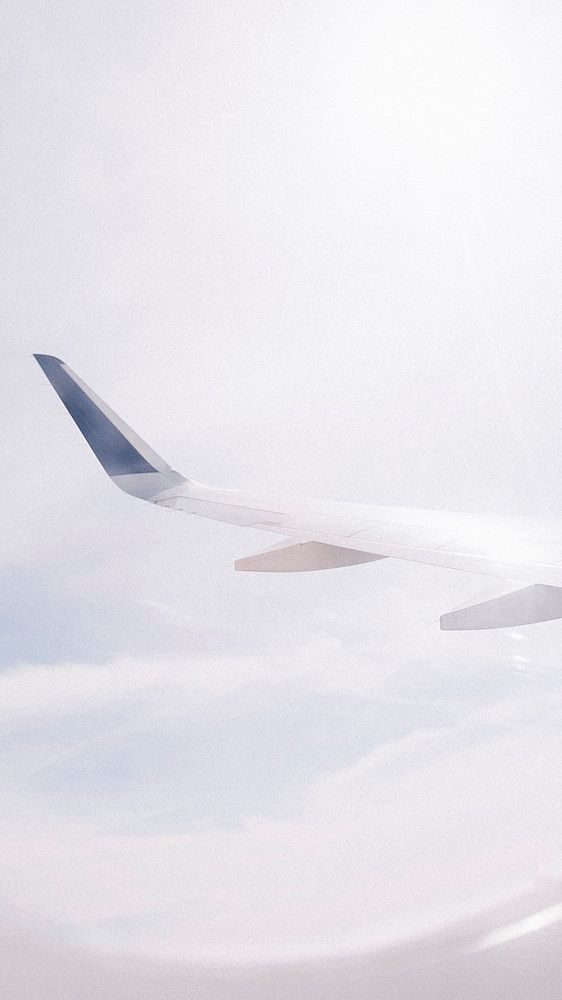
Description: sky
1,0,562,991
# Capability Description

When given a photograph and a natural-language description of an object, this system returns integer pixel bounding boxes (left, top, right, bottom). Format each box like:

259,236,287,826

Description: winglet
34,354,186,499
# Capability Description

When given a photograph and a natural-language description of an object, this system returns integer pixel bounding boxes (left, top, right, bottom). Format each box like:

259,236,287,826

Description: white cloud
0,645,560,962
0,654,269,725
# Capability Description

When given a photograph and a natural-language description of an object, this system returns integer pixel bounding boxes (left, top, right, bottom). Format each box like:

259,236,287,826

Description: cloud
0,638,560,962
0,653,267,724
2,880,562,1000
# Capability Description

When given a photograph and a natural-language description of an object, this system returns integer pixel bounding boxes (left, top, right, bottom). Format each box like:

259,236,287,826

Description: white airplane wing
34,354,562,629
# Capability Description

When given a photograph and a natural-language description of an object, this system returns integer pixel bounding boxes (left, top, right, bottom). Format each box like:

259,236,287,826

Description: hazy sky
2,0,562,989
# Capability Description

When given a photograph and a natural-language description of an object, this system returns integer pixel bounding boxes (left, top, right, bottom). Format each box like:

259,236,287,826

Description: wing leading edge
34,355,562,629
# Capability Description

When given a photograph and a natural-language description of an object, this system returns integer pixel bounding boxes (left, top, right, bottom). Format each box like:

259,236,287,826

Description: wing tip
34,353,64,369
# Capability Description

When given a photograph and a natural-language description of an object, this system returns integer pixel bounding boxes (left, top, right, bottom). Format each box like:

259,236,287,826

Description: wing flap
440,583,562,630
235,540,386,573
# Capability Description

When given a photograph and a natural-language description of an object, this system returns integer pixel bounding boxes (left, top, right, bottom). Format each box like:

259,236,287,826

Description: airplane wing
34,354,562,629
